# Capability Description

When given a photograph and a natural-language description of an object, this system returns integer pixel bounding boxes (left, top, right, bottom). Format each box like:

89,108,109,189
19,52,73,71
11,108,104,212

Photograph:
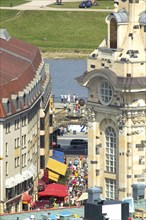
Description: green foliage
58,168,70,185
0,10,108,53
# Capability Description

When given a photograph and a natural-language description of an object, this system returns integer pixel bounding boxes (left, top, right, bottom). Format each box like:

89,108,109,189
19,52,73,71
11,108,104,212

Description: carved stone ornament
88,121,93,128
131,112,146,125
116,112,128,132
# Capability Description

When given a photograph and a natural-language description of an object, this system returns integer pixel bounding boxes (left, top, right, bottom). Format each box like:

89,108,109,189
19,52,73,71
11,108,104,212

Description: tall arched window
110,18,117,48
105,126,116,173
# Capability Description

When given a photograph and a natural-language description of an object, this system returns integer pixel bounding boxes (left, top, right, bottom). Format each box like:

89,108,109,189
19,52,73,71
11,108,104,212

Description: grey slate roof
76,68,146,91
106,9,129,23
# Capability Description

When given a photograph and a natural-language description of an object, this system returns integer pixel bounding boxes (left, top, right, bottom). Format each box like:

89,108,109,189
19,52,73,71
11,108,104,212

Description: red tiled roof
0,36,42,118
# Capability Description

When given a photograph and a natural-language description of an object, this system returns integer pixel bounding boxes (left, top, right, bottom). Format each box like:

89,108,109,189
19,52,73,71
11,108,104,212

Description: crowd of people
60,93,83,114
65,156,88,207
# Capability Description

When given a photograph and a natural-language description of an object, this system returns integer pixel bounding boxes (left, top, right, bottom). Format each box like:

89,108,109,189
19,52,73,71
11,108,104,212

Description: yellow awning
49,171,59,182
46,158,67,176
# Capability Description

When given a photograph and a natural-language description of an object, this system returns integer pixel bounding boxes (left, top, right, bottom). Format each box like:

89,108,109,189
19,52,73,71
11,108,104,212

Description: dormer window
23,93,26,107
110,18,117,49
7,100,10,114
16,97,19,110
2,98,11,115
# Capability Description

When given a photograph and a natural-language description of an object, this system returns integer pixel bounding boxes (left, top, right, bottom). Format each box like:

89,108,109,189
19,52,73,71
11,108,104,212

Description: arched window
110,18,117,48
99,80,113,105
105,126,116,173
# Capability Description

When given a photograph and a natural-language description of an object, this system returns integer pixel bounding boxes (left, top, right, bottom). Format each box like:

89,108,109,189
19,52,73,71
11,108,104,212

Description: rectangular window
40,155,45,169
15,157,20,168
91,64,95,68
15,138,20,149
40,118,45,130
6,122,11,134
5,162,8,176
22,116,26,127
22,135,26,149
96,169,99,176
105,178,116,200
22,153,27,167
40,136,45,148
5,142,8,157
15,119,19,130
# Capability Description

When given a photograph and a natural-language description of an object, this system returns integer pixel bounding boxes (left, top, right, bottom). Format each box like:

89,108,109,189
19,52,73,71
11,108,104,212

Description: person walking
61,94,64,102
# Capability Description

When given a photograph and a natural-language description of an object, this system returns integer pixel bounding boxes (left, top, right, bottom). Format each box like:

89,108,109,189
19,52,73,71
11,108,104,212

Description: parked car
70,139,88,148
79,0,92,8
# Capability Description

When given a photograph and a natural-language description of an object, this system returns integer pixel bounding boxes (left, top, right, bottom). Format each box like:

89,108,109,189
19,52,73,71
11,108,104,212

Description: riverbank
41,51,90,59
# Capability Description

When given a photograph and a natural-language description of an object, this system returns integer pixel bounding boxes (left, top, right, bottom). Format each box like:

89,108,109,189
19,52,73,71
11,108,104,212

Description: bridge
52,96,88,131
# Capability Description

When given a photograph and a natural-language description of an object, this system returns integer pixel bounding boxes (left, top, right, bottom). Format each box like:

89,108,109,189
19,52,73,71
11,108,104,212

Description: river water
46,59,88,101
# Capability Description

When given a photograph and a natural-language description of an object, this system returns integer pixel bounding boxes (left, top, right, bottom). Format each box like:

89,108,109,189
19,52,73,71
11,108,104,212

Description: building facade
0,29,52,213
77,1,146,200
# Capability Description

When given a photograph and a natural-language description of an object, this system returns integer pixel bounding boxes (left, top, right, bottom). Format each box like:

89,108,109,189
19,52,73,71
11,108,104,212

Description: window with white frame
15,157,20,168
22,135,26,149
22,153,27,167
15,119,19,130
99,80,113,105
22,116,26,127
106,178,116,200
105,126,116,173
15,138,20,149
6,122,11,134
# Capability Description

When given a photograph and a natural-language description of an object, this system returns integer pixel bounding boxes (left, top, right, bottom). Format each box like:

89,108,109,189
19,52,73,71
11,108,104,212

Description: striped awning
28,164,37,178
48,171,59,182
15,173,24,184
46,158,67,176
22,170,33,181
5,177,17,188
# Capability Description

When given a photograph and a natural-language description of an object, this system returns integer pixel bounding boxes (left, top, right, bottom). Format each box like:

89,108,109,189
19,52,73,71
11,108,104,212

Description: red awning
38,183,68,197
22,192,32,204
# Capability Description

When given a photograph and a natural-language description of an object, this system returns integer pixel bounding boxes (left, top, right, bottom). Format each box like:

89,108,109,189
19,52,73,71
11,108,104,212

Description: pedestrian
67,94,71,103
64,94,67,102
73,94,76,102
61,94,64,103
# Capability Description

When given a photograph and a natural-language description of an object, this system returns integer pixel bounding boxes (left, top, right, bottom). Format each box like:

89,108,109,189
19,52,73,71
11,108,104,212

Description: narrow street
55,131,88,164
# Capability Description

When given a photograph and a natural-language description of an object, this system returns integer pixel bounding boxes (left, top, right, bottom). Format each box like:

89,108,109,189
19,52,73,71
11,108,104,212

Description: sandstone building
77,0,146,199
0,29,52,213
